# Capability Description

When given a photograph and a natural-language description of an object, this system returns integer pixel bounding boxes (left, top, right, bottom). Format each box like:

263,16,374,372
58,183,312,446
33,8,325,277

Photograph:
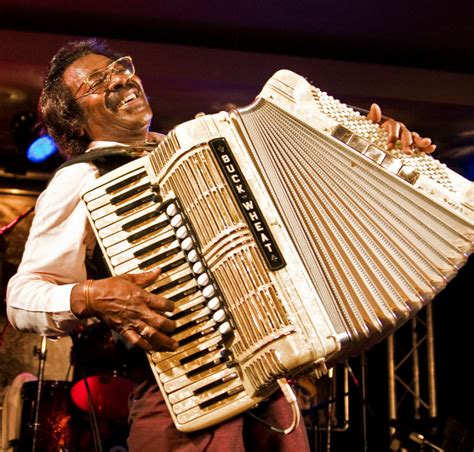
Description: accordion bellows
81,70,474,431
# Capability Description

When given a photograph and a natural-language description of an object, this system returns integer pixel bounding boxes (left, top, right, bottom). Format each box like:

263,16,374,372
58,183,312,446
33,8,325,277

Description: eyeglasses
74,56,135,99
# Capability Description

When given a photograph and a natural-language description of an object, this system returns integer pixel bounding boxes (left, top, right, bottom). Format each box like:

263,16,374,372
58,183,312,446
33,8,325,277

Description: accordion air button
202,285,215,298
197,273,210,286
192,261,204,274
176,226,188,239
213,309,226,323
187,249,198,261
219,322,231,335
170,214,183,228
166,204,178,216
207,297,220,311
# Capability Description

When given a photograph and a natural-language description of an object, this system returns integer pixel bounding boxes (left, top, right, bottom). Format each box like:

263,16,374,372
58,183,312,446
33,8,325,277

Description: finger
147,314,176,333
121,268,162,286
419,144,437,154
367,103,382,123
411,133,436,153
381,119,400,149
138,324,178,351
147,294,175,312
413,134,432,148
121,328,152,351
400,124,414,154
150,329,179,351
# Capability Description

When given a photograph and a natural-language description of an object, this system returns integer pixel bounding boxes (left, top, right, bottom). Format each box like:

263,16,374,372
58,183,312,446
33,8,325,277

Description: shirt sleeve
6,163,100,336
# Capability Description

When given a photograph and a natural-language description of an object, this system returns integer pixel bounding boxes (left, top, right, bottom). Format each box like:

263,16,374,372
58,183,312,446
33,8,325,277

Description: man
6,39,435,451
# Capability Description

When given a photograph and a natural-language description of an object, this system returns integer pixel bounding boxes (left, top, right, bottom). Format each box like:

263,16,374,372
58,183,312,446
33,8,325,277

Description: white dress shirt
6,156,101,336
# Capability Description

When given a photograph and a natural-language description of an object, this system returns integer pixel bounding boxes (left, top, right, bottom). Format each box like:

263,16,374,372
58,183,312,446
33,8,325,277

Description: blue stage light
26,134,58,163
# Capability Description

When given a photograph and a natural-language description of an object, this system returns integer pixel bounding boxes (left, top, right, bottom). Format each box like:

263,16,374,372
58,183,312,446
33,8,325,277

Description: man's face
63,53,153,143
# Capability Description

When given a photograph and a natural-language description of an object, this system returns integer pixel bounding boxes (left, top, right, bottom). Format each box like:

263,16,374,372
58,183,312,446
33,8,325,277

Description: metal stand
360,352,369,452
387,304,443,450
32,336,47,452
310,364,351,452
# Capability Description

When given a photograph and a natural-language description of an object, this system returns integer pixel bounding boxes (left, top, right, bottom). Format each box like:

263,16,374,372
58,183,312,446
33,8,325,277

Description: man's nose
107,71,133,91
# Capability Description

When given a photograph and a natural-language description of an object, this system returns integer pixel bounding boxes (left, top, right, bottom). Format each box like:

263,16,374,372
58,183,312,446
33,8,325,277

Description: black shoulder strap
56,144,157,176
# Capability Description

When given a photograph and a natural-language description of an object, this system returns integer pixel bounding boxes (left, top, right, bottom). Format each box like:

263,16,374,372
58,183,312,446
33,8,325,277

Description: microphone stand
0,235,5,292
360,351,368,452
32,336,47,452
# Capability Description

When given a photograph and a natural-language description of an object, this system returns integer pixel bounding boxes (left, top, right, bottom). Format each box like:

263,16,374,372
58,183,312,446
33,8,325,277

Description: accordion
81,70,474,432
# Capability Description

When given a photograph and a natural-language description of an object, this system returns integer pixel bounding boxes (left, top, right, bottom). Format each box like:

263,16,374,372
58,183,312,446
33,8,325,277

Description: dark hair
39,39,122,158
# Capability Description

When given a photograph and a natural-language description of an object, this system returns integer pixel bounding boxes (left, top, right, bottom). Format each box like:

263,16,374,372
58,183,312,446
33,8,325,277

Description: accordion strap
55,144,157,176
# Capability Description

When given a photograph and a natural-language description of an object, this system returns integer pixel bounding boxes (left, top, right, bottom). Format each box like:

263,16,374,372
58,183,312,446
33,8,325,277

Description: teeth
118,92,138,108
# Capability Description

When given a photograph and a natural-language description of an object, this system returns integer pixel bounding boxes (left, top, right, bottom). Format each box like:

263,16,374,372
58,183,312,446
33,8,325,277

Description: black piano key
110,182,151,205
122,209,162,231
186,355,227,378
152,274,194,294
172,314,211,335
116,194,154,216
179,343,222,366
138,247,181,269
178,326,215,349
198,385,244,409
169,286,200,304
170,301,204,321
127,219,169,243
134,235,176,258
105,171,147,194
193,372,238,395
160,257,188,274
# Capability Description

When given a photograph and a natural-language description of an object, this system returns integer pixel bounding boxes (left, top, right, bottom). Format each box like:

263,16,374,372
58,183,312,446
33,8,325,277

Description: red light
70,375,133,419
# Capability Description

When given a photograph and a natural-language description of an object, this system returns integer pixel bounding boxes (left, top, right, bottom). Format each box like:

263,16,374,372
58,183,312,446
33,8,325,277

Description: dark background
1,1,473,450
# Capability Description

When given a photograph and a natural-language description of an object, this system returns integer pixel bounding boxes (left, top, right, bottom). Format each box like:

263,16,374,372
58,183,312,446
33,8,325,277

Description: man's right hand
71,268,178,351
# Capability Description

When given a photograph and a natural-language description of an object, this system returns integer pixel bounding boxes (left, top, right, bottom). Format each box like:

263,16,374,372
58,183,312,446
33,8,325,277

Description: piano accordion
81,70,474,432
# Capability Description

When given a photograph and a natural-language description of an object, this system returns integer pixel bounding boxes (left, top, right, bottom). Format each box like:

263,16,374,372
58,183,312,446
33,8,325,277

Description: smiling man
64,54,154,143
6,39,435,451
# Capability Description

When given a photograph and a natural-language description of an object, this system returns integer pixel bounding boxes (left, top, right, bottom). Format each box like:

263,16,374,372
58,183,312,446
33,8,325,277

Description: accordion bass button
176,226,188,239
219,322,232,335
166,204,178,216
187,249,198,262
197,273,210,286
170,214,183,228
213,309,226,323
181,238,193,251
192,261,204,274
203,285,216,298
207,297,220,311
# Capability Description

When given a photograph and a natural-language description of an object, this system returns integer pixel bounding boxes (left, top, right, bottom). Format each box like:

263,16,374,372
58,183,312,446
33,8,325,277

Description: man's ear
75,127,86,137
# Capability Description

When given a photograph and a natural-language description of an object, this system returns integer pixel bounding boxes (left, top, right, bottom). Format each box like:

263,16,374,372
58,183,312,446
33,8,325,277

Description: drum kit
5,323,354,451
4,323,132,451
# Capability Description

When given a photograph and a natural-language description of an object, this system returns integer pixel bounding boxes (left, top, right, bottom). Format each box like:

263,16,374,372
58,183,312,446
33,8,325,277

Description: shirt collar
86,140,128,152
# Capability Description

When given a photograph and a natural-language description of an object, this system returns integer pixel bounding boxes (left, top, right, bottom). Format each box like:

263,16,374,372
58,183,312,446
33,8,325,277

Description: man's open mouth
117,91,139,108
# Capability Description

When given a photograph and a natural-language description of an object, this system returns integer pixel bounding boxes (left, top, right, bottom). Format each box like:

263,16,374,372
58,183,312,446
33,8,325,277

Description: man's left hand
367,103,436,155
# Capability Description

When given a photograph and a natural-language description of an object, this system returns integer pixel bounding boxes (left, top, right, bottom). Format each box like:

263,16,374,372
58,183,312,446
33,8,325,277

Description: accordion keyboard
81,157,264,431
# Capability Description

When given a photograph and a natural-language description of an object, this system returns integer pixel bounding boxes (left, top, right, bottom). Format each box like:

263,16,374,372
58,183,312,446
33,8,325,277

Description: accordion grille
150,141,293,362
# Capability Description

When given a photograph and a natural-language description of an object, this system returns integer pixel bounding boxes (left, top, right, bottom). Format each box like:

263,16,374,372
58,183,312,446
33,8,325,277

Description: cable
247,378,301,435
69,332,103,452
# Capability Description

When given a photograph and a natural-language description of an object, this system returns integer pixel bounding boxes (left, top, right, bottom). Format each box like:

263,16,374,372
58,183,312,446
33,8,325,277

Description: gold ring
121,328,134,338
139,325,155,338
